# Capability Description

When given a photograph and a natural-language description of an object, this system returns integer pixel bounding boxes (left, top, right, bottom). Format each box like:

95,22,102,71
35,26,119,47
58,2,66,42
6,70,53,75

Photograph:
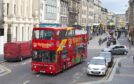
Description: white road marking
22,62,27,65
0,65,11,77
23,80,30,84
36,75,40,77
0,68,6,74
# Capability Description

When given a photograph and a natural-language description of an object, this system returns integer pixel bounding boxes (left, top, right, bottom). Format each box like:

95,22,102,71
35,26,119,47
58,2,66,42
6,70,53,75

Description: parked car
103,44,129,55
4,41,32,61
87,57,108,76
99,52,113,67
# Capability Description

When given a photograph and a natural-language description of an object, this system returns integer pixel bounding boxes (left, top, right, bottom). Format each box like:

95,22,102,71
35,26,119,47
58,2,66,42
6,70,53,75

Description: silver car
87,57,108,76
103,45,129,55
99,52,113,67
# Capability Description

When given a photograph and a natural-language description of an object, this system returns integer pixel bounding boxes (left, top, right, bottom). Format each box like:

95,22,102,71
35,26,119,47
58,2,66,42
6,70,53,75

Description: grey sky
101,0,129,14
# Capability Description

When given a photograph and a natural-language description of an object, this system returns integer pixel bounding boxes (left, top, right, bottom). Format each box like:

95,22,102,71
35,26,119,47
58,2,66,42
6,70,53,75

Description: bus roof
33,27,75,31
33,27,87,35
33,27,67,30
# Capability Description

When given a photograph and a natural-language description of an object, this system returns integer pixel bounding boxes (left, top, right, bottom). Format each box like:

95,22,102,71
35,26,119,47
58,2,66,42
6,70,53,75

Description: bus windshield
32,50,56,63
33,30,54,40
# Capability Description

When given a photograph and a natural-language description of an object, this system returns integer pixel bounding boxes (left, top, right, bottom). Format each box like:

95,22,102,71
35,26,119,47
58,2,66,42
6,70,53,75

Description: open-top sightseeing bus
31,27,89,74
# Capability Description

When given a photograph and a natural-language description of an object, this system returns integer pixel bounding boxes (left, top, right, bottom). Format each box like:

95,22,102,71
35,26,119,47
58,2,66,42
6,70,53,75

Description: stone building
93,0,101,25
127,0,134,43
101,7,108,30
128,0,134,29
68,0,80,26
39,0,60,27
87,0,94,28
78,0,88,28
60,0,69,26
115,14,126,29
0,0,34,54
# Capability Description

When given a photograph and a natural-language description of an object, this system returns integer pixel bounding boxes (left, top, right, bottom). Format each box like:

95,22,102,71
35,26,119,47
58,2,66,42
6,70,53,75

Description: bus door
57,51,63,72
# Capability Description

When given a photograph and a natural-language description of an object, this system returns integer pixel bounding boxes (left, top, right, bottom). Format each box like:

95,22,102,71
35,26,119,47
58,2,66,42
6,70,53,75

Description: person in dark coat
98,37,102,46
117,29,121,39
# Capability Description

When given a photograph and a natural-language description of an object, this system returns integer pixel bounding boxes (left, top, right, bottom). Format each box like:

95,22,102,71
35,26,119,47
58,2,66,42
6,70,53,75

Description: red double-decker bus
31,27,89,74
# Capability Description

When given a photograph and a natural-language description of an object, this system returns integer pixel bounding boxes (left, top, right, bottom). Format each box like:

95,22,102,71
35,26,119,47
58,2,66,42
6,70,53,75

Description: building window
22,27,24,41
14,4,16,15
44,0,57,20
7,3,9,15
16,27,17,41
28,27,30,40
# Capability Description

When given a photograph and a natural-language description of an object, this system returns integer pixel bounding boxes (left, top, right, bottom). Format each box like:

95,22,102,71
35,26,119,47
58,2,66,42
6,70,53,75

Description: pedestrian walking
107,41,110,47
98,37,102,46
117,29,121,39
129,41,131,49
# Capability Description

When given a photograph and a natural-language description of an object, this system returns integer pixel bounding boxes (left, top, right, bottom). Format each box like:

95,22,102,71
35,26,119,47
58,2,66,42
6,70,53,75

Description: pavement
106,54,134,84
88,34,107,49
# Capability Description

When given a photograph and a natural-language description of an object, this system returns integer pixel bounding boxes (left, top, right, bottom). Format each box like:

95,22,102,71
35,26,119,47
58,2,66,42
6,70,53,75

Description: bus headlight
34,65,37,68
33,43,37,47
49,67,52,70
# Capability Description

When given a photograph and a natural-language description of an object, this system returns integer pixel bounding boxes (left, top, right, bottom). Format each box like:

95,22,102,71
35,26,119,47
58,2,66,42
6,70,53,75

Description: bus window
57,30,67,39
33,30,54,40
32,50,42,62
40,30,44,39
68,29,75,38
62,50,68,59
43,30,54,40
67,30,74,38
32,50,56,63
33,30,40,39
42,51,56,62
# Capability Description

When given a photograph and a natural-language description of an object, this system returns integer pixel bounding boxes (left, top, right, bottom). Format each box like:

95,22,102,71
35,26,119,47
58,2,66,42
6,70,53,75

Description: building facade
0,0,34,54
128,0,134,29
60,0,68,26
125,7,130,25
93,0,101,25
107,12,116,29
87,0,94,28
101,7,108,30
68,0,80,26
79,0,88,28
127,0,134,43
115,14,126,29
39,0,60,27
